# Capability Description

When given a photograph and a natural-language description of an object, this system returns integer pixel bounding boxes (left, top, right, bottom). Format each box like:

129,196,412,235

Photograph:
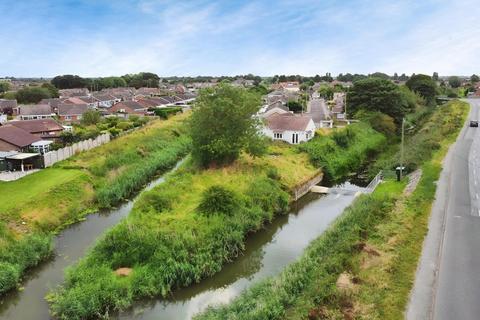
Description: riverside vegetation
0,113,191,295
195,100,468,320
48,85,387,319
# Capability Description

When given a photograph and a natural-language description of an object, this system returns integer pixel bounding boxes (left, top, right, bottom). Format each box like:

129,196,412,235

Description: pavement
407,99,480,320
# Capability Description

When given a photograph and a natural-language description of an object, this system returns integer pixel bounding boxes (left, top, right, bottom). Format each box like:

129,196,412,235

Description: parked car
470,120,478,127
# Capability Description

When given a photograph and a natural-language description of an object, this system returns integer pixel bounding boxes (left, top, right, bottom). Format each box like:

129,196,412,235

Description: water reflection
116,189,360,320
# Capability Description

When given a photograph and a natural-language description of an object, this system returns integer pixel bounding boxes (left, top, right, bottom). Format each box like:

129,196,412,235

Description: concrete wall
292,172,323,201
43,133,110,167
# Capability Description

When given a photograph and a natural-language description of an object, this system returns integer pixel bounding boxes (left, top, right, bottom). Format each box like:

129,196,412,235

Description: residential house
263,114,315,144
15,104,55,120
58,103,89,122
9,119,64,140
109,101,148,117
0,124,41,152
0,99,17,115
40,98,63,113
64,96,99,109
92,93,120,108
59,88,89,98
260,101,291,118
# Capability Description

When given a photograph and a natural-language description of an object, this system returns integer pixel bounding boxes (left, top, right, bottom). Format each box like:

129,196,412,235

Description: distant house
0,99,17,115
64,96,98,109
40,98,63,113
109,101,148,117
260,101,291,118
263,114,315,144
9,119,64,140
59,88,89,98
0,125,41,152
92,94,120,108
58,103,89,122
15,104,55,120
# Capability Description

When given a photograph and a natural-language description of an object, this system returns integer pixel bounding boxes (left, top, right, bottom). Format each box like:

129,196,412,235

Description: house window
292,133,299,144
65,115,71,120
273,133,283,139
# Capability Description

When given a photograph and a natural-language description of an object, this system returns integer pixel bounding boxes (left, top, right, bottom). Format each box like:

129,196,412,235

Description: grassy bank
299,123,386,182
194,100,468,320
48,121,386,319
0,113,191,294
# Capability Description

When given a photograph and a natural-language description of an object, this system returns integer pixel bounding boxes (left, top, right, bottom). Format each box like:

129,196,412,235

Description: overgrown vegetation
190,84,266,167
193,100,468,320
47,143,315,319
371,100,466,177
299,123,386,182
0,113,190,294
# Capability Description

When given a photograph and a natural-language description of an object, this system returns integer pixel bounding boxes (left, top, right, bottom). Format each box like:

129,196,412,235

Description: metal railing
365,171,383,193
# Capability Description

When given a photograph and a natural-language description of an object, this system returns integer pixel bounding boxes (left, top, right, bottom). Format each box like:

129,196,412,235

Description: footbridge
311,171,383,195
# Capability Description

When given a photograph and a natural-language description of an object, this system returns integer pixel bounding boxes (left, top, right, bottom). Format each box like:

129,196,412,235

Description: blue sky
1,0,479,77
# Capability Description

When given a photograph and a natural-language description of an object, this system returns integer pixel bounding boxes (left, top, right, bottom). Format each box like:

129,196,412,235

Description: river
0,160,184,320
0,168,364,320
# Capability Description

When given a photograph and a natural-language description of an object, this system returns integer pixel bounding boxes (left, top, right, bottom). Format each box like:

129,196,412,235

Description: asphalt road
307,96,330,122
407,99,480,320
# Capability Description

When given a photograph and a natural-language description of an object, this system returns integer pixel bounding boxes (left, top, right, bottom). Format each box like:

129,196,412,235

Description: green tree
190,84,266,167
406,74,437,105
81,110,102,125
287,100,304,113
51,75,88,89
41,83,59,97
318,85,334,100
348,78,415,123
471,74,479,83
369,72,390,80
15,87,51,104
448,76,462,88
0,81,10,94
432,72,439,81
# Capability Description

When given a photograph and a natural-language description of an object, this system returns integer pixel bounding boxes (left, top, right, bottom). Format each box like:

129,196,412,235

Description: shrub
0,263,20,294
198,185,239,216
117,122,134,131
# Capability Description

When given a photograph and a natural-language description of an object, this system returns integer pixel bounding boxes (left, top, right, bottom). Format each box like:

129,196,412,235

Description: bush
0,263,20,294
299,123,386,182
198,185,239,216
154,107,182,119
117,122,134,131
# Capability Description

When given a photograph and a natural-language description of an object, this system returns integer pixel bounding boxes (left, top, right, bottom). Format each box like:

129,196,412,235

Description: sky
1,0,479,77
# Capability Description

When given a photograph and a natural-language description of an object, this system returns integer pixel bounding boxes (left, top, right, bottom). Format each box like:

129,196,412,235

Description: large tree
448,76,462,88
406,74,437,105
0,81,10,94
190,83,266,167
471,74,479,83
15,87,52,104
348,78,415,123
51,75,88,89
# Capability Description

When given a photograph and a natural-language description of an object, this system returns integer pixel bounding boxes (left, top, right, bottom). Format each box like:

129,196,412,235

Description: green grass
299,123,386,182
193,100,469,320
47,123,389,319
46,143,318,319
0,113,191,295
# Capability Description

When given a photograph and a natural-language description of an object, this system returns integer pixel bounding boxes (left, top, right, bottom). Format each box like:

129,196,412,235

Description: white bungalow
263,114,315,144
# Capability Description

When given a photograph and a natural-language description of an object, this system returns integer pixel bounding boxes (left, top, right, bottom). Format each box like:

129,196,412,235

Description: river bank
195,100,469,320
0,113,191,295
48,121,386,319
